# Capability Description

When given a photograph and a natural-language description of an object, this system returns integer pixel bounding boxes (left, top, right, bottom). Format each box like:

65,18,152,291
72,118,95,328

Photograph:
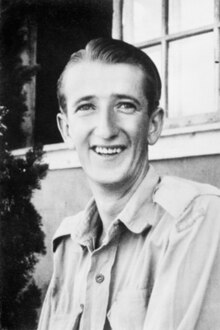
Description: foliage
0,106,48,329
0,0,38,149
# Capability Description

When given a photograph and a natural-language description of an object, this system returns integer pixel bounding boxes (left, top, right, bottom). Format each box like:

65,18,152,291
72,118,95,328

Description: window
34,1,113,145
122,0,220,129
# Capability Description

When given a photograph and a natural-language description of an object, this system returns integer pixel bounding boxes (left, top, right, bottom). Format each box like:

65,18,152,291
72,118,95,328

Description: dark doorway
34,1,112,145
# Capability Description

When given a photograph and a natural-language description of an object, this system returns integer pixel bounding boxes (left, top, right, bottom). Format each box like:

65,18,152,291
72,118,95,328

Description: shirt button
95,274,105,283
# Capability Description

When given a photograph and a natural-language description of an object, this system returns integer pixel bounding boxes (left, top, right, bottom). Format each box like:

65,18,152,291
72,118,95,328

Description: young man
38,38,220,330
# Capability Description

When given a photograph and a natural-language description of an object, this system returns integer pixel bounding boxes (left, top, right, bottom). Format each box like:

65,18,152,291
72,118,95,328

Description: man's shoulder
160,175,220,197
154,175,220,219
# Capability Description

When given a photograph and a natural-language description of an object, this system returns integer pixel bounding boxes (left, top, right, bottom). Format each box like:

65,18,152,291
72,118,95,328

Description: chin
89,170,131,188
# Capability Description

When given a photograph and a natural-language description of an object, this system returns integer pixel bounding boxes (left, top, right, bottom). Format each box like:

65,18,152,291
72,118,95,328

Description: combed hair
57,38,161,116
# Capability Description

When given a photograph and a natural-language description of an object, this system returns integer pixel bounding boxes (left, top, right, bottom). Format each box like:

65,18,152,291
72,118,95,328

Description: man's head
57,38,163,189
57,38,161,117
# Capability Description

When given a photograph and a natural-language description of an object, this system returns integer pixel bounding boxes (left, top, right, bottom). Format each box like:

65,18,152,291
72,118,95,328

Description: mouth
91,145,126,156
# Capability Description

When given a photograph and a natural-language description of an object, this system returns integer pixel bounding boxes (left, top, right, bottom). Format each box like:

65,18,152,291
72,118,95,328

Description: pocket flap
107,289,148,330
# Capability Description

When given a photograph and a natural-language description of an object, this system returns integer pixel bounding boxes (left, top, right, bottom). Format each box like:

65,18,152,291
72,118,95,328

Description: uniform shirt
38,166,220,330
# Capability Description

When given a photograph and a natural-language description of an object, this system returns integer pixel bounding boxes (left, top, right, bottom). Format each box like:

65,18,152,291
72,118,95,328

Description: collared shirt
38,166,220,330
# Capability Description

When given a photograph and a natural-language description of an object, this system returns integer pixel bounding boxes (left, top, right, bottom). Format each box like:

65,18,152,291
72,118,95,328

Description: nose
94,108,119,139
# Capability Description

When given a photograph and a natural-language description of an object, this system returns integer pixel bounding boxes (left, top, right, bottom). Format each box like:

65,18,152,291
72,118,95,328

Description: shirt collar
76,166,162,239
53,166,160,249
52,199,100,251
53,165,220,250
116,165,161,233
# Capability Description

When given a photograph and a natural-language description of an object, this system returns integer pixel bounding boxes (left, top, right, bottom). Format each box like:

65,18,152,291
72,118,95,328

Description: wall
33,154,220,297
33,168,92,296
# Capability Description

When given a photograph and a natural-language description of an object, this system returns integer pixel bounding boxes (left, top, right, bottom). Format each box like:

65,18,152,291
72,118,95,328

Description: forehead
61,61,147,101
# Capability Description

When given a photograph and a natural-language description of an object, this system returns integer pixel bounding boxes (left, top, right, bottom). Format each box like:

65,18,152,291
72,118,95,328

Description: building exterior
11,0,220,297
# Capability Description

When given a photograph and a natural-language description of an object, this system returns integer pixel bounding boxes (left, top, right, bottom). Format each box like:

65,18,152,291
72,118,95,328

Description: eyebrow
111,94,141,106
74,95,96,106
73,94,142,106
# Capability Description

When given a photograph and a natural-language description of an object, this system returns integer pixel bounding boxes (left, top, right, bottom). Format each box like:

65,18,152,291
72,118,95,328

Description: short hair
57,38,161,116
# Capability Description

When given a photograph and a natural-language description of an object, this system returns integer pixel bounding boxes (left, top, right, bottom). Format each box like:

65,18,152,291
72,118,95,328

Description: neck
89,164,149,234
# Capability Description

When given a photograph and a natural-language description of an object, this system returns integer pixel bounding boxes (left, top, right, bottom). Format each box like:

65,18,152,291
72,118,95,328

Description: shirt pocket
107,288,148,330
49,307,82,330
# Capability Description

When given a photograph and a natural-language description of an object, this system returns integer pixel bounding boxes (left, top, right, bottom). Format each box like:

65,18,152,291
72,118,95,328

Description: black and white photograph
1,1,220,329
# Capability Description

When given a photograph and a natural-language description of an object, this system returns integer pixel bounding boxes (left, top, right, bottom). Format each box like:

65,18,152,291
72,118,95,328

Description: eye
76,103,96,112
116,102,137,114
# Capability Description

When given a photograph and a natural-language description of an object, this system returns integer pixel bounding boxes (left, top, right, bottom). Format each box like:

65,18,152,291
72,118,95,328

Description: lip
91,145,126,156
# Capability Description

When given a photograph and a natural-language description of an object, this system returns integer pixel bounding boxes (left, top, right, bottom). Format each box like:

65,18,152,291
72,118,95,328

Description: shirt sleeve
37,281,53,330
143,195,220,330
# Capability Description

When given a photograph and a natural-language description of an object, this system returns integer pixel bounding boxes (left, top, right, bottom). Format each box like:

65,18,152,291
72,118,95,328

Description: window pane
168,33,215,118
169,0,214,33
143,45,165,108
144,45,162,74
123,0,162,43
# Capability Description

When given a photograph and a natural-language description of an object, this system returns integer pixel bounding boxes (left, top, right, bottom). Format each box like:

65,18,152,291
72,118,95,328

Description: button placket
80,234,120,330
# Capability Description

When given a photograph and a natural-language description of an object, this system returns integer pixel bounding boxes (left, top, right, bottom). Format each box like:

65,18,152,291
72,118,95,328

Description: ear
57,113,75,149
147,107,164,145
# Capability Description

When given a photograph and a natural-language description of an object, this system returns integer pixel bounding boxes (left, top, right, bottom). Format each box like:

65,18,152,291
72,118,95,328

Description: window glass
144,45,162,75
123,0,162,43
169,0,214,33
168,33,215,118
143,45,165,108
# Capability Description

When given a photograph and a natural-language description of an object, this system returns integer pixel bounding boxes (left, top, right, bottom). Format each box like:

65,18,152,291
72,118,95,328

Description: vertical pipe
214,0,220,113
112,0,123,40
162,0,169,116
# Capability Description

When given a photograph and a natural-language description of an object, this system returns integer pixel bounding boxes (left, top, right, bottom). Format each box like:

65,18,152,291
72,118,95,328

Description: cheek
126,117,149,145
68,118,86,141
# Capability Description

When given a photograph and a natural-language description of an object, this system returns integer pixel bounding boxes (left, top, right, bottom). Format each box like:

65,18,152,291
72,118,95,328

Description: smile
92,146,126,155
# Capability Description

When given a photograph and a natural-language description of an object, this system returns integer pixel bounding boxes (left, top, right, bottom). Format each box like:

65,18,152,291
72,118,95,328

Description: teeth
94,147,123,155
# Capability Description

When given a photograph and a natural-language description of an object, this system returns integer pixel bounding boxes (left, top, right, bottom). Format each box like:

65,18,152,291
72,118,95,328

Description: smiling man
38,38,220,330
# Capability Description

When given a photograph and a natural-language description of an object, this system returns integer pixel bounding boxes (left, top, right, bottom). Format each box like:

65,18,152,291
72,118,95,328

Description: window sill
150,122,220,160
13,123,220,170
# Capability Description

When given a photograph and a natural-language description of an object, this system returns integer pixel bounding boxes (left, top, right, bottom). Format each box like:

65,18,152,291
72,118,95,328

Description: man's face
58,61,160,188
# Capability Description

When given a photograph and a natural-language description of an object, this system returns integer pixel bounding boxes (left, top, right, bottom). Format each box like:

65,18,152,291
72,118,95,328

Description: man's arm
143,195,220,330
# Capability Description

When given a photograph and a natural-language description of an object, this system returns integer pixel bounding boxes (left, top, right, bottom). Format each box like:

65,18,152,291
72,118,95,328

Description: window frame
113,0,220,129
